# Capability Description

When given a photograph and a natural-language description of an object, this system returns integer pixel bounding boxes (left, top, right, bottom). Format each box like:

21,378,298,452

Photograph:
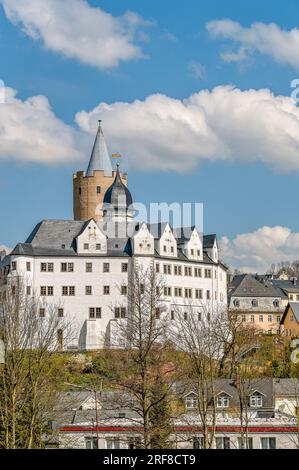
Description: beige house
280,303,299,338
228,274,285,334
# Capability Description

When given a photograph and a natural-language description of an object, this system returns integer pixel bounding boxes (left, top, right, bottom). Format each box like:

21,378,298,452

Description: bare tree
0,275,70,448
108,263,176,449
172,302,226,449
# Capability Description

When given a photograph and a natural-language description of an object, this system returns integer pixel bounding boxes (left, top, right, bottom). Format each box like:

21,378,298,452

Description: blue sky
1,0,299,272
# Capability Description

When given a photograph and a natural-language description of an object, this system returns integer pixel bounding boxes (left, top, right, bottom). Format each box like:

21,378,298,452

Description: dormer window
84,243,89,250
252,299,258,307
197,250,200,257
250,392,263,408
96,244,101,251
233,299,240,307
185,393,198,410
217,393,230,408
273,300,279,308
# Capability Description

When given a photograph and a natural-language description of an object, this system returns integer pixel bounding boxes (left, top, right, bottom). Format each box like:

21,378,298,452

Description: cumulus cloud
75,85,299,172
0,245,11,255
0,86,83,164
220,226,299,273
207,19,299,69
1,0,146,69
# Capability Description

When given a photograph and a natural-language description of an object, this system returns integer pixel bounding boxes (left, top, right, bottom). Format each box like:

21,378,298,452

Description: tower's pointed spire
86,121,113,177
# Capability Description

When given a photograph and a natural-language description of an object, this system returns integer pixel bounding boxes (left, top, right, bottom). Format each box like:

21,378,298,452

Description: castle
0,123,228,350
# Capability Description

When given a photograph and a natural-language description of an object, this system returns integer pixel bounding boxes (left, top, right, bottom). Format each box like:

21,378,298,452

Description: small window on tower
96,186,101,194
79,187,81,195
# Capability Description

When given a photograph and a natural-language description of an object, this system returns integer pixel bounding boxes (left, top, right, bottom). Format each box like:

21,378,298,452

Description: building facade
228,274,285,334
0,125,227,351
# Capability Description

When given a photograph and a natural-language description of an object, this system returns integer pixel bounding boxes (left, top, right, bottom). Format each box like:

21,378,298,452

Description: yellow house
281,303,299,338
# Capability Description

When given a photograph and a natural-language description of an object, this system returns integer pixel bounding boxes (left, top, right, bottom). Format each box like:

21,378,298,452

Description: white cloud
0,86,83,164
0,245,11,255
75,85,299,173
2,0,146,69
220,226,299,273
189,60,206,80
207,19,299,69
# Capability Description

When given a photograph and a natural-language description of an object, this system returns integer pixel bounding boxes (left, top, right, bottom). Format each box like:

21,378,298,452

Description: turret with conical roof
73,122,127,221
86,121,113,177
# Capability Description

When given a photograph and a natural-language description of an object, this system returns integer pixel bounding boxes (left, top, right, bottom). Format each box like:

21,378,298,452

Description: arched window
252,299,258,307
233,299,240,307
273,300,279,308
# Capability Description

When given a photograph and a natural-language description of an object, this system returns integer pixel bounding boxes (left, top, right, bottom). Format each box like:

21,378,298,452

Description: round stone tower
73,121,127,221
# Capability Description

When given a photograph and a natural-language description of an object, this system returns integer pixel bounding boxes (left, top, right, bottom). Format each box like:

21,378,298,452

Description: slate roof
86,122,113,177
176,378,275,410
271,279,299,293
229,274,283,298
203,234,216,248
8,217,223,266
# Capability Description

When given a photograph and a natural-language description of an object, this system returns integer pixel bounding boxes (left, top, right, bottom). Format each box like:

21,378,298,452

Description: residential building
228,274,284,334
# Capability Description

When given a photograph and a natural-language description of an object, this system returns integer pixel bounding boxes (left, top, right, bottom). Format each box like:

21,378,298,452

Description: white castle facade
0,124,228,350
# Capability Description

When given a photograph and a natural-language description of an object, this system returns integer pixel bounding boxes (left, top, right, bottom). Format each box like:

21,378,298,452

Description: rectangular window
237,437,253,449
85,286,92,295
260,438,276,450
193,437,204,449
48,263,54,272
216,437,230,450
163,264,171,275
194,268,202,277
62,286,68,296
96,186,101,194
40,286,47,296
120,307,126,318
184,312,188,321
121,263,128,273
26,286,31,296
155,308,161,319
268,314,272,323
26,262,31,272
174,265,182,276
106,438,120,450
58,308,64,318
89,307,95,319
156,263,160,273
103,263,110,273
171,310,175,321
242,314,246,322
85,437,98,450
41,263,47,272
251,315,255,323
121,285,128,295
198,311,202,321
195,289,202,300
96,244,101,251
86,262,92,273
184,288,192,299
184,266,192,276
164,287,171,296
174,287,182,297
47,286,53,296
204,269,212,278
206,290,211,300
61,263,74,272
259,315,263,322
11,261,17,271
68,263,74,272
103,286,110,295
69,286,75,296
39,308,45,317
84,243,89,250
96,308,101,319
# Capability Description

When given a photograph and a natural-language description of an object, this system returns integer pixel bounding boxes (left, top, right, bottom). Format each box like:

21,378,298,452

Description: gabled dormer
132,223,154,255
154,223,177,257
203,234,218,263
76,219,107,255
181,227,203,261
